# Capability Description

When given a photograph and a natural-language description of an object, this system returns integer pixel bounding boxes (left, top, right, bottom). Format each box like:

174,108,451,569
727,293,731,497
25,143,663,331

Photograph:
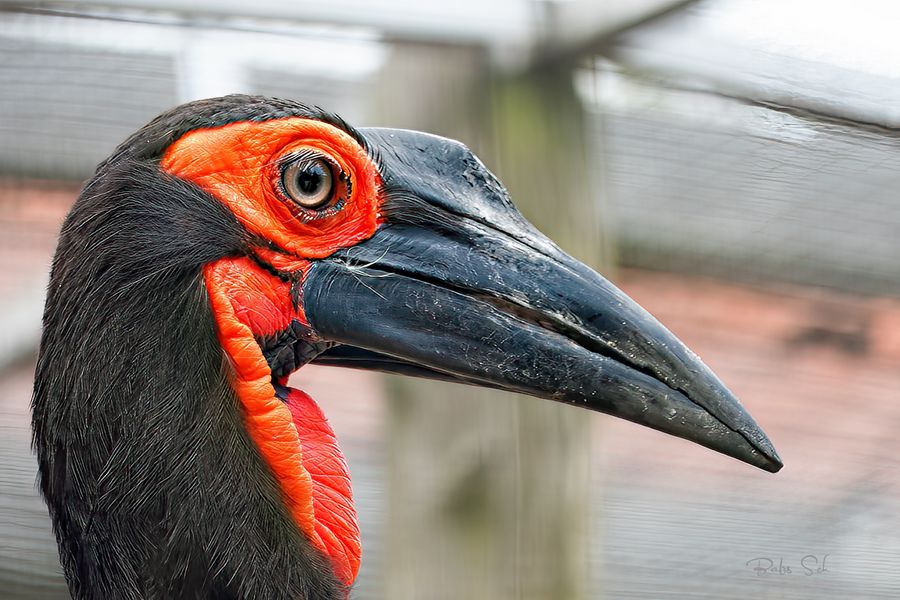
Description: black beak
302,128,782,473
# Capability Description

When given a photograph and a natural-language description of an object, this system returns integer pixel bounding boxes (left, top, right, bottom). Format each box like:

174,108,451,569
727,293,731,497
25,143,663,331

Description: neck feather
32,161,344,599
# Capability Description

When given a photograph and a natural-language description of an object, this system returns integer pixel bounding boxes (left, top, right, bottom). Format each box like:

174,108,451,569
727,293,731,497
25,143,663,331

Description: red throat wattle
203,258,360,586
161,117,385,587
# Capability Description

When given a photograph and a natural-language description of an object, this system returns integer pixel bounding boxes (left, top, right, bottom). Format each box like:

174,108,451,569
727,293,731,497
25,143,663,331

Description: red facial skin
161,118,384,587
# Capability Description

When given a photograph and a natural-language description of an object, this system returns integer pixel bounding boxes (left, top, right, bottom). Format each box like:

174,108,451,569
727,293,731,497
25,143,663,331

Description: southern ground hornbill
33,94,781,599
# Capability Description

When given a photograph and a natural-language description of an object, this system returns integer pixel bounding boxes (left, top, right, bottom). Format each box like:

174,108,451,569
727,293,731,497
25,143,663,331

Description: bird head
35,95,780,598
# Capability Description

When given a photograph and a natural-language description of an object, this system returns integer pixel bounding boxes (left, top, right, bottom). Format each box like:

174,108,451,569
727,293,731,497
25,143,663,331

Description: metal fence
582,63,900,295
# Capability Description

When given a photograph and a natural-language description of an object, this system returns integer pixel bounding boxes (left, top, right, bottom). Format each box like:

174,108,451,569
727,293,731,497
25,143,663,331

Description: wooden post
374,43,610,600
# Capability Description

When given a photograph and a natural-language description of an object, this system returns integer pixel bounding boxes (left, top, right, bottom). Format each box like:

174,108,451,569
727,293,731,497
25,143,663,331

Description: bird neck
32,164,346,599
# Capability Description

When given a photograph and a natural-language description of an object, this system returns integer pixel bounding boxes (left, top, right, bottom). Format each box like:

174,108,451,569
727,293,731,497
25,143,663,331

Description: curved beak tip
755,437,784,473
721,423,782,473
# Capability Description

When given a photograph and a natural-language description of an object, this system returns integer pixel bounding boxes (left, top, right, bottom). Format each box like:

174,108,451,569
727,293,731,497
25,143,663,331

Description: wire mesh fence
579,57,900,599
580,63,900,296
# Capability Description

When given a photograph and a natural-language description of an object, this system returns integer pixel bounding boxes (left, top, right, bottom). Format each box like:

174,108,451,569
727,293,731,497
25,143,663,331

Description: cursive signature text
745,554,830,576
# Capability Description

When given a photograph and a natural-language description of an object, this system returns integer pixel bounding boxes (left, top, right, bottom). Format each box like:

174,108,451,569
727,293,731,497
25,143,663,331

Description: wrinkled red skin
162,118,384,587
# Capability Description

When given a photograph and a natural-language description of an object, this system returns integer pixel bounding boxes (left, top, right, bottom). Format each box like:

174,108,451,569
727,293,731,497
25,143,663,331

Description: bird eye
281,156,335,209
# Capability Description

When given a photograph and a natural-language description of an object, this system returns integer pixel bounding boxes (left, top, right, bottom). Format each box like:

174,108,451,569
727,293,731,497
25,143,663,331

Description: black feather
33,96,351,600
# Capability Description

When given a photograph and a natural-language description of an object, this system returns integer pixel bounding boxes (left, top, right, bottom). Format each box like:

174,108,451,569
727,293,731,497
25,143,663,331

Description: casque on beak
303,128,782,473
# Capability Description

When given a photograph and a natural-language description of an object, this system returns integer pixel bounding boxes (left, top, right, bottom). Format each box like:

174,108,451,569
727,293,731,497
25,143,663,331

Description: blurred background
1,0,899,598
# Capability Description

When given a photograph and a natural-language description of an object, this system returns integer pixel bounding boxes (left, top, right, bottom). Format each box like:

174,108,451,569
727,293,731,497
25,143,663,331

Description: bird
32,94,781,600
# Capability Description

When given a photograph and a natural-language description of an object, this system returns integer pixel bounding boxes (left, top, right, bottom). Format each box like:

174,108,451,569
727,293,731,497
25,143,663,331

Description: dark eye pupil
297,166,323,195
